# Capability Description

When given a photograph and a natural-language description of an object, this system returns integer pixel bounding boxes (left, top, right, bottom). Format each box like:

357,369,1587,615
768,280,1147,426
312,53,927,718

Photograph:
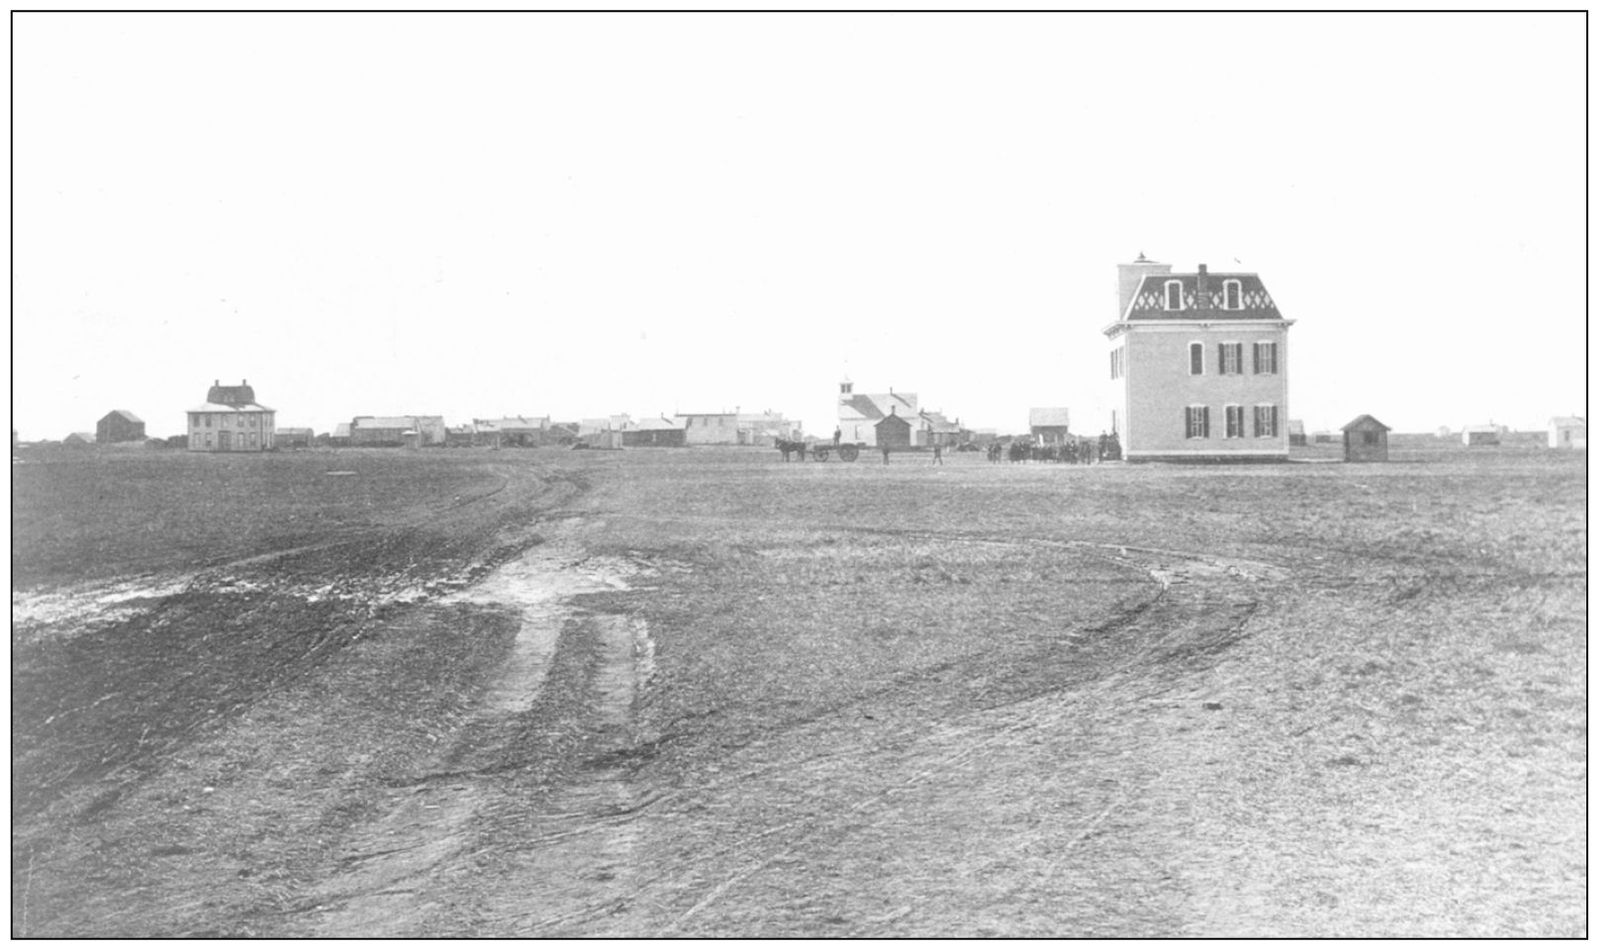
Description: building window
1164,280,1184,311
1185,405,1210,439
1224,405,1245,438
1110,346,1125,379
205,414,212,428
1189,342,1204,375
1224,279,1243,310
1218,342,1244,375
1254,341,1279,374
1255,404,1280,438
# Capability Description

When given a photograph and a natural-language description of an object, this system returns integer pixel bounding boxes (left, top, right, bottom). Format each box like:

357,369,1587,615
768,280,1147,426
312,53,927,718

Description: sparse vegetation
10,444,1586,937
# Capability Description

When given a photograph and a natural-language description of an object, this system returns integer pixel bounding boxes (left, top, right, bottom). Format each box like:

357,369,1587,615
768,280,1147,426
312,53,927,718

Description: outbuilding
1340,414,1391,463
1462,424,1501,447
97,410,146,444
1029,408,1070,446
275,427,315,449
1547,416,1586,449
874,410,912,450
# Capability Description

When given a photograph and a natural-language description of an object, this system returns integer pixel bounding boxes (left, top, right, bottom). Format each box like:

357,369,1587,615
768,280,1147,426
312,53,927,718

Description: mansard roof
1125,272,1284,321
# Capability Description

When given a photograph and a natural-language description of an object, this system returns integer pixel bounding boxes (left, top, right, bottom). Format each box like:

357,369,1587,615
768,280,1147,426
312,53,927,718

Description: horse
774,437,807,462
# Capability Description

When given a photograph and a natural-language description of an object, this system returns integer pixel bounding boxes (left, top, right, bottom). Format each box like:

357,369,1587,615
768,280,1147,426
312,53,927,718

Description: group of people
988,432,1120,464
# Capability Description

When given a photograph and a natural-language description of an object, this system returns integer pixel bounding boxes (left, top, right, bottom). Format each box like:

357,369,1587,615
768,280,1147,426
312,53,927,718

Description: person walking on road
932,443,943,466
882,446,891,465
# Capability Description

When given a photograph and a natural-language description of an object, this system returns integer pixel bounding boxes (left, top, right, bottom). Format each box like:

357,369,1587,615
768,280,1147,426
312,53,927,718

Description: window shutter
1186,406,1193,439
1272,343,1279,375
1236,343,1244,374
1218,345,1225,375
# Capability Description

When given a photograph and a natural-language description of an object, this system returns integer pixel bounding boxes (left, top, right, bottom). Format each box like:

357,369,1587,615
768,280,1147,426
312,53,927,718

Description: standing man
882,446,891,465
833,427,842,447
932,443,943,466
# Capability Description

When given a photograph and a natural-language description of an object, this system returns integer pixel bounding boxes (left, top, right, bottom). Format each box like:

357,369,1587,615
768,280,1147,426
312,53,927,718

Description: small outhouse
1340,414,1391,463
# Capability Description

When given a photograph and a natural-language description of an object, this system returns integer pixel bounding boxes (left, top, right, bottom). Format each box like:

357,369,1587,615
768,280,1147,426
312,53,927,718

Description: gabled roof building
838,379,927,447
97,409,146,444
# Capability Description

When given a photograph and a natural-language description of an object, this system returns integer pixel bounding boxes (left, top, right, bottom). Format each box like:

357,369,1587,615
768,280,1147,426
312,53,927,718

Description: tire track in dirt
301,518,652,937
453,518,1293,936
635,535,1291,935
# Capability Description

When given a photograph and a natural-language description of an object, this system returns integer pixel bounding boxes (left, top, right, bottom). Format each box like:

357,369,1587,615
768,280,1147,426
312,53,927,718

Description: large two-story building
1102,255,1294,462
187,380,276,452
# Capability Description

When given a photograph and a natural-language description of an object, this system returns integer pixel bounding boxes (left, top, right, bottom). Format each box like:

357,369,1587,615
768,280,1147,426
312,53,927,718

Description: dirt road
12,449,1587,937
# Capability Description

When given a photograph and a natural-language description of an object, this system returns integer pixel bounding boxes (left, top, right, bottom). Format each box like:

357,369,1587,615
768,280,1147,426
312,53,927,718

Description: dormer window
839,382,852,395
1164,280,1184,311
1223,279,1243,310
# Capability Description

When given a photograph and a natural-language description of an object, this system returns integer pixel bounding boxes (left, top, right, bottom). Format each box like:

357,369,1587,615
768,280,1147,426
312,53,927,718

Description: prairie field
10,442,1587,937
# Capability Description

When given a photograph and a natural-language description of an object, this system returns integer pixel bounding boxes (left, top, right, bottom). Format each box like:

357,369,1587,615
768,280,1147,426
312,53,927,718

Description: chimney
1116,254,1173,319
1195,264,1210,308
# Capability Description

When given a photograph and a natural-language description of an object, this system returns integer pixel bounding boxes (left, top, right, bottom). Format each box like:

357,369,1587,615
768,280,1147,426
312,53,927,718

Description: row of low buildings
171,380,806,452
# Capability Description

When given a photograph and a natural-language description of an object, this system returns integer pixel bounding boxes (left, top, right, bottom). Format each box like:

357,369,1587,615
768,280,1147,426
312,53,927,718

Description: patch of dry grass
11,446,1585,937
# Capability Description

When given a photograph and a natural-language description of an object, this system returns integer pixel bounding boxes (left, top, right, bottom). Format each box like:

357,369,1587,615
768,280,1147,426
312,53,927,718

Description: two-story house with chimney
1103,255,1294,462
187,379,277,452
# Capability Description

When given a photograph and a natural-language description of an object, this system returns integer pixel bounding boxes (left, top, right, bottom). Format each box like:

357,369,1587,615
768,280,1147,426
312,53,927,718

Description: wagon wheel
813,447,831,462
837,444,860,462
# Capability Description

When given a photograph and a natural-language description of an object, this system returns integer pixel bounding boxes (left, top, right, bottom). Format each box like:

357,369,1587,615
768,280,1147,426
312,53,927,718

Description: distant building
1288,419,1307,448
920,410,963,447
1547,416,1586,449
63,431,96,448
1029,408,1070,446
578,415,634,436
275,427,315,449
678,412,741,446
737,411,802,445
96,410,146,444
623,416,687,447
874,410,912,450
1462,424,1501,447
1103,255,1294,462
330,422,353,447
474,416,552,447
351,415,446,447
187,379,276,452
838,379,925,447
1341,414,1391,463
446,424,478,448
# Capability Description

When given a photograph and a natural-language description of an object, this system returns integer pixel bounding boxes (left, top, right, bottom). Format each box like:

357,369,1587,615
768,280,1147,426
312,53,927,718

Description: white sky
9,12,1589,439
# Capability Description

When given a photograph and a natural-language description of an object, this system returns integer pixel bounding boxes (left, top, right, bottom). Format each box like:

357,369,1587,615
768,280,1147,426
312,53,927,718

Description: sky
9,12,1590,439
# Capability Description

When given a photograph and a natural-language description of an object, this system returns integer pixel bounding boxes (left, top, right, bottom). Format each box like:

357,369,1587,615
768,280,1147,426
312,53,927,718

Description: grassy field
10,443,1587,937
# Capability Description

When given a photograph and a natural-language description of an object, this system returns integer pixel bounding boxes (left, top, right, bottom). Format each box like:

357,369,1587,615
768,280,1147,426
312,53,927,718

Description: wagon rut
297,521,1291,936
303,522,655,937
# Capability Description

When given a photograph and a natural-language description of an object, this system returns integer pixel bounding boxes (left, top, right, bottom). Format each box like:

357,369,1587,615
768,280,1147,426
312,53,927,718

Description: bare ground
11,447,1587,937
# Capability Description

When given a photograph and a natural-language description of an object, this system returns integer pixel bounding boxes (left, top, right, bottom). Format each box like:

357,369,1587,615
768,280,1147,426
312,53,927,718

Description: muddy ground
10,446,1587,936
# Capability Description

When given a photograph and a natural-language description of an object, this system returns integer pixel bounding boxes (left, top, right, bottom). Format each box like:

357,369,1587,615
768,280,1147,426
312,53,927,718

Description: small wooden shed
875,410,912,450
1547,416,1586,449
1462,424,1500,447
1340,414,1391,463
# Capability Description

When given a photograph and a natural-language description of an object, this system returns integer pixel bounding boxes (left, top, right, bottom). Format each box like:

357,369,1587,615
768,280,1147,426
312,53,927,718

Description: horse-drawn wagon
775,438,862,462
